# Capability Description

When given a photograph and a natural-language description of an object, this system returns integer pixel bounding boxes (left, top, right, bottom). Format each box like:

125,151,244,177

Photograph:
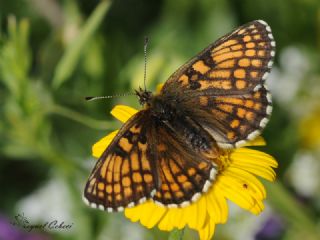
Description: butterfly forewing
83,111,158,212
161,20,275,148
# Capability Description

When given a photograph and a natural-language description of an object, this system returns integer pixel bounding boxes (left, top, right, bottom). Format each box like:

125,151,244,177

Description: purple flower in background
0,214,50,240
255,215,285,240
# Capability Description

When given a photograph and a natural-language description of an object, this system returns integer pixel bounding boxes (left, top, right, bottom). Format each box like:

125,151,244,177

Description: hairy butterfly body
84,20,275,212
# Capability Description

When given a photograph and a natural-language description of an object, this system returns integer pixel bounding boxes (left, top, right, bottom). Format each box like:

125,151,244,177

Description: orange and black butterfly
83,20,275,212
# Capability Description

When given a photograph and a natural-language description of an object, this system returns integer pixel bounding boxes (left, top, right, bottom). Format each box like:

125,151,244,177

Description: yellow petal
207,187,228,223
231,148,278,168
216,176,255,210
125,201,167,228
92,130,118,158
110,105,138,123
223,167,266,199
198,219,216,240
249,200,265,215
231,162,276,181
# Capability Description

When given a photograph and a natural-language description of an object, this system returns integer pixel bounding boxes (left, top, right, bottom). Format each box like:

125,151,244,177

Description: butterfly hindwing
83,111,158,212
160,20,275,148
152,120,217,207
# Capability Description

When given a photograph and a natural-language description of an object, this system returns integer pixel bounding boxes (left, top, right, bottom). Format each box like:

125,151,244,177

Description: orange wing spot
243,35,252,42
238,29,246,34
171,183,180,192
245,49,256,57
245,100,254,108
155,192,161,198
216,59,235,68
199,96,209,106
246,42,255,48
114,172,120,182
114,183,121,193
177,175,187,183
124,187,132,197
230,44,243,50
212,109,228,119
162,184,169,191
98,192,104,198
133,172,142,183
213,47,231,56
198,161,208,170
106,185,112,193
246,112,255,121
231,119,240,128
119,137,133,152
218,104,233,113
175,191,184,198
234,69,246,78
250,71,258,78
227,131,236,140
106,171,113,183
100,157,110,178
136,185,144,192
237,108,247,118
161,162,174,182
183,181,192,189
238,58,250,67
107,196,112,202
210,70,231,78
236,79,247,89
164,192,172,199
253,34,261,40
142,155,151,170
98,183,105,190
122,159,130,175
254,103,262,110
122,177,131,187
131,153,139,171
199,80,232,90
157,143,167,152
213,51,243,63
179,74,189,86
213,39,238,52
170,161,181,174
254,91,261,98
216,97,244,105
258,42,266,47
252,59,262,67
130,125,141,134
116,194,122,201
138,142,147,151
188,168,196,176
143,174,153,183
191,74,198,81
258,50,265,57
192,60,210,74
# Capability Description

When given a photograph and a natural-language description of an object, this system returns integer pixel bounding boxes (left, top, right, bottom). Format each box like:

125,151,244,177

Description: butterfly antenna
143,36,149,91
85,92,135,101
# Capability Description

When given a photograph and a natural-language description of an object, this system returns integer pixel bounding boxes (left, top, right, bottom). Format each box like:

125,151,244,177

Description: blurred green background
1,0,320,239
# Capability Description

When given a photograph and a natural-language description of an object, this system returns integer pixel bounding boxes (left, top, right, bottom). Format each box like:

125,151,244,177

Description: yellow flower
92,105,278,240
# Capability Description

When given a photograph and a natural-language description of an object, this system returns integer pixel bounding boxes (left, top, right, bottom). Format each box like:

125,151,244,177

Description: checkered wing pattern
161,20,275,148
83,111,158,212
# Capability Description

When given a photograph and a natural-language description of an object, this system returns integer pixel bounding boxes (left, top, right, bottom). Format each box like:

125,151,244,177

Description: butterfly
83,20,275,212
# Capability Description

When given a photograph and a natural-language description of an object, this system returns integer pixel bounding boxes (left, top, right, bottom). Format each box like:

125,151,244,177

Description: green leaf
52,0,111,89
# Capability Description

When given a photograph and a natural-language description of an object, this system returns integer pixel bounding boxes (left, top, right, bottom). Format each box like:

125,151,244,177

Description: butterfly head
135,87,153,106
